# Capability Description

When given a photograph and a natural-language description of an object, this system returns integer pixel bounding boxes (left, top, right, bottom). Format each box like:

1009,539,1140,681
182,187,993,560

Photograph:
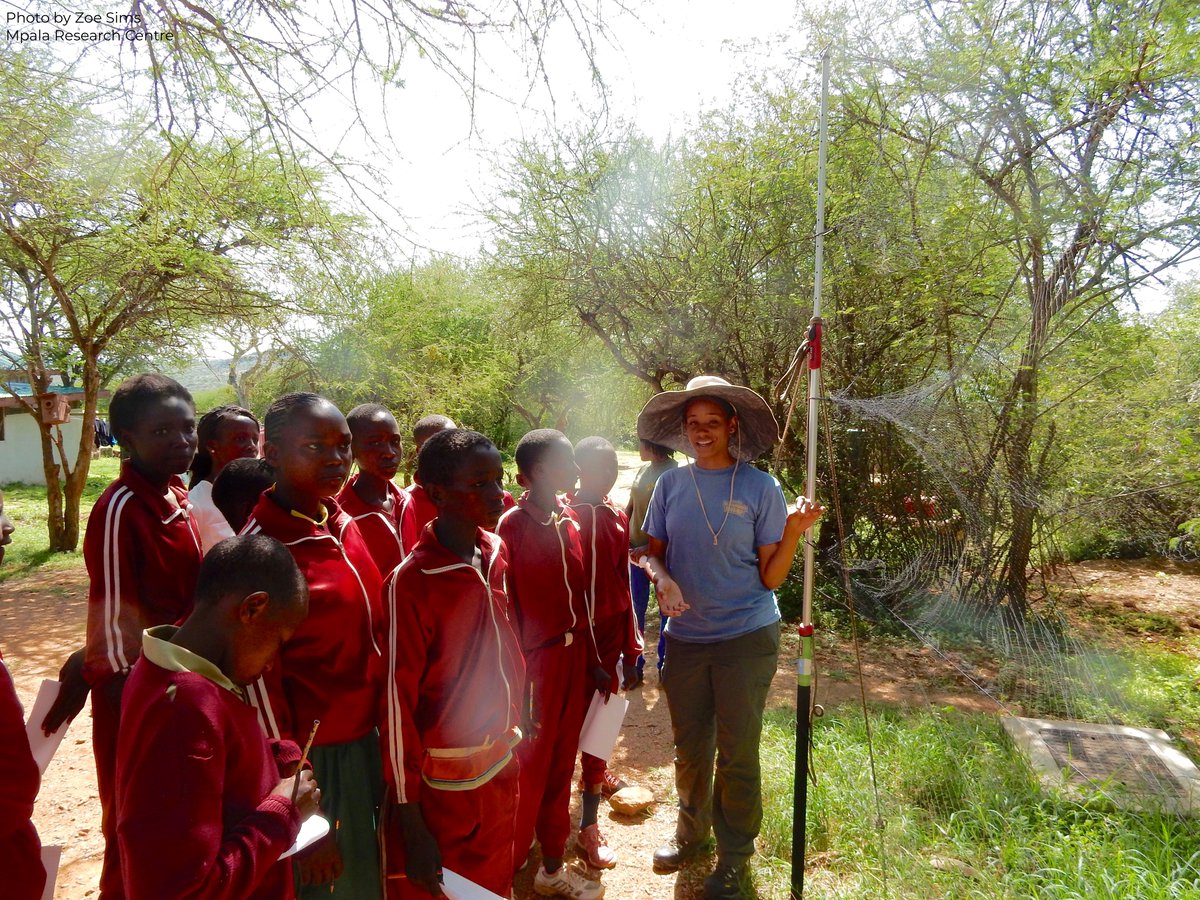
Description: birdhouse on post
38,392,71,425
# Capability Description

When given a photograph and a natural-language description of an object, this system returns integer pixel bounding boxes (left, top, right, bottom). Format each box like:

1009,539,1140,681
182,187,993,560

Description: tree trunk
1003,363,1038,618
38,417,69,551
1000,272,1052,617
59,365,102,551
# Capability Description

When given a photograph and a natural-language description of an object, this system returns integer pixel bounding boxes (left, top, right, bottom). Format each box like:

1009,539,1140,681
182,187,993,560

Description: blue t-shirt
642,462,788,643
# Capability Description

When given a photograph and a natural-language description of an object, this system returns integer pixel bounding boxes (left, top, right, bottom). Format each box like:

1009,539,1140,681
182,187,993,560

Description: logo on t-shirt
723,500,749,517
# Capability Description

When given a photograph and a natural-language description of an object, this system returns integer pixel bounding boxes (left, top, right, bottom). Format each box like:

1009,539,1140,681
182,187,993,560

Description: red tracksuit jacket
83,462,203,686
380,524,525,804
399,483,435,554
337,475,413,579
241,494,384,746
566,494,643,687
0,654,45,900
496,495,594,658
117,650,302,899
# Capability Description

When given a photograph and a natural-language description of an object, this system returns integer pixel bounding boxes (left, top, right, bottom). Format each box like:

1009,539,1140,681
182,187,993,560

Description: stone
608,785,654,815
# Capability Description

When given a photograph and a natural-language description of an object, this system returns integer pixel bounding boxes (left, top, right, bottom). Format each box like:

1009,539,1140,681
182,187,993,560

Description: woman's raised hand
784,496,824,540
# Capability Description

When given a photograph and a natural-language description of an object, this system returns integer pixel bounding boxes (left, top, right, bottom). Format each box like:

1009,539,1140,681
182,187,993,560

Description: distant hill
164,356,259,393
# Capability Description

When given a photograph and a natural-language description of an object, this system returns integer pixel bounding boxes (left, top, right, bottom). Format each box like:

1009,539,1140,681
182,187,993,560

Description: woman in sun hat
635,375,822,900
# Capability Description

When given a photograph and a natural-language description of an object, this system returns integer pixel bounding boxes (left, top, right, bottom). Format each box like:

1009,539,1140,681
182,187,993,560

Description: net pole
792,48,829,900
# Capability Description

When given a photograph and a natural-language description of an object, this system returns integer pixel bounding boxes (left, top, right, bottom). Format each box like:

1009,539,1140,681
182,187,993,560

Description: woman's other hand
783,496,824,541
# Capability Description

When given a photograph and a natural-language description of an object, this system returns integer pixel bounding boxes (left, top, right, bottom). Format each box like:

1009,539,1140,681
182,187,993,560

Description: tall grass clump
752,705,1200,898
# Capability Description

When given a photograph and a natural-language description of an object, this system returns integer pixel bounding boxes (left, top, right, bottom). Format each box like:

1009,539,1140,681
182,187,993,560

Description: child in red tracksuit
241,393,385,898
82,374,204,899
400,414,457,548
337,404,412,578
498,429,606,900
380,429,525,898
0,646,46,900
567,437,643,870
116,535,321,900
402,415,515,548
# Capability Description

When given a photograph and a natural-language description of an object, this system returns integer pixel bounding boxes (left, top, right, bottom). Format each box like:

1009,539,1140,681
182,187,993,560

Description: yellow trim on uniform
141,625,243,698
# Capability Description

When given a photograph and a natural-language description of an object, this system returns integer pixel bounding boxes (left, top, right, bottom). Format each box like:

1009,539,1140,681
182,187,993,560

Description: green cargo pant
661,621,780,867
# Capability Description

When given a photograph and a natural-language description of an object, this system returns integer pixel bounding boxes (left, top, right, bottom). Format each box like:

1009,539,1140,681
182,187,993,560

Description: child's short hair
412,414,455,444
262,393,330,444
195,534,307,617
346,403,394,432
640,438,675,459
574,436,615,464
514,428,569,476
416,429,496,487
109,374,194,437
190,405,260,487
211,458,275,530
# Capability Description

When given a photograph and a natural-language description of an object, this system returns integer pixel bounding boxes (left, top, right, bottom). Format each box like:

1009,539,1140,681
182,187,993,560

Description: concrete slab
1001,716,1200,815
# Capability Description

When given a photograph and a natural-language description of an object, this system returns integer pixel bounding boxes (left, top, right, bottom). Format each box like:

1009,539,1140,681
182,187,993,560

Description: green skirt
296,729,384,899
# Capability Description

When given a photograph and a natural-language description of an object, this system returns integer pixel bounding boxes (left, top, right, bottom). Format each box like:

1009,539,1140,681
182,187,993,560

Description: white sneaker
533,864,605,899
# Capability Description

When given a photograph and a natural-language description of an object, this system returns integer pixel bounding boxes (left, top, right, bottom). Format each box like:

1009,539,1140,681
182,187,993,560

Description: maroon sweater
0,655,45,900
116,648,302,900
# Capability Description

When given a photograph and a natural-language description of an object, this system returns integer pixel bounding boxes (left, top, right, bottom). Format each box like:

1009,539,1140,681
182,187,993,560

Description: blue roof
3,382,88,397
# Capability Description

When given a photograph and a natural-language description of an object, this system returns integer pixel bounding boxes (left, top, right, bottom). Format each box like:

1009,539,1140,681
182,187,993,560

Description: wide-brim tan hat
636,375,780,462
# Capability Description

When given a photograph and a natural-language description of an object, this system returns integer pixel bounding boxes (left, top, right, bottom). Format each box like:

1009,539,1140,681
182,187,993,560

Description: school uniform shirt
117,627,302,900
83,461,204,687
380,524,525,805
0,654,46,900
496,494,592,655
241,493,385,747
337,474,412,579
566,494,643,683
189,479,236,555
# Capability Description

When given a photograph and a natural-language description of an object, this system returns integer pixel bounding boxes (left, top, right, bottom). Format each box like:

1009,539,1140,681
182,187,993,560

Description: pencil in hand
291,719,321,803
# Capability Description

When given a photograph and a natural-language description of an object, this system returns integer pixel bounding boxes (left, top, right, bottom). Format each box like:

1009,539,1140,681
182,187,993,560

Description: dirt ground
4,456,1199,898
2,563,1014,900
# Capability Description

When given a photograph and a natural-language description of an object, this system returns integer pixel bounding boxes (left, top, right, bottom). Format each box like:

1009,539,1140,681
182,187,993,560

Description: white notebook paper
578,691,629,761
442,867,506,900
40,845,60,900
25,680,70,776
279,814,330,860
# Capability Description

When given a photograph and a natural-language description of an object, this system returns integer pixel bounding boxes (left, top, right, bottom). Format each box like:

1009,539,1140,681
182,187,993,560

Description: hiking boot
534,864,605,899
578,823,617,869
703,863,748,899
652,837,699,873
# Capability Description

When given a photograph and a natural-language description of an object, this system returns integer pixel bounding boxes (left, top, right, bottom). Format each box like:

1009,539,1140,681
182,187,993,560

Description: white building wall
0,410,87,485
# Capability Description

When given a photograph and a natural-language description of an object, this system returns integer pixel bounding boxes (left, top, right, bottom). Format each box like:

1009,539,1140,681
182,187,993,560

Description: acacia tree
837,0,1200,611
0,55,347,551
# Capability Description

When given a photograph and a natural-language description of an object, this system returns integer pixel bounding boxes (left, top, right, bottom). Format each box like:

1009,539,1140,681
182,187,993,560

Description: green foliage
755,705,1200,898
0,48,350,551
1169,518,1200,560
247,255,650,453
0,457,118,582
